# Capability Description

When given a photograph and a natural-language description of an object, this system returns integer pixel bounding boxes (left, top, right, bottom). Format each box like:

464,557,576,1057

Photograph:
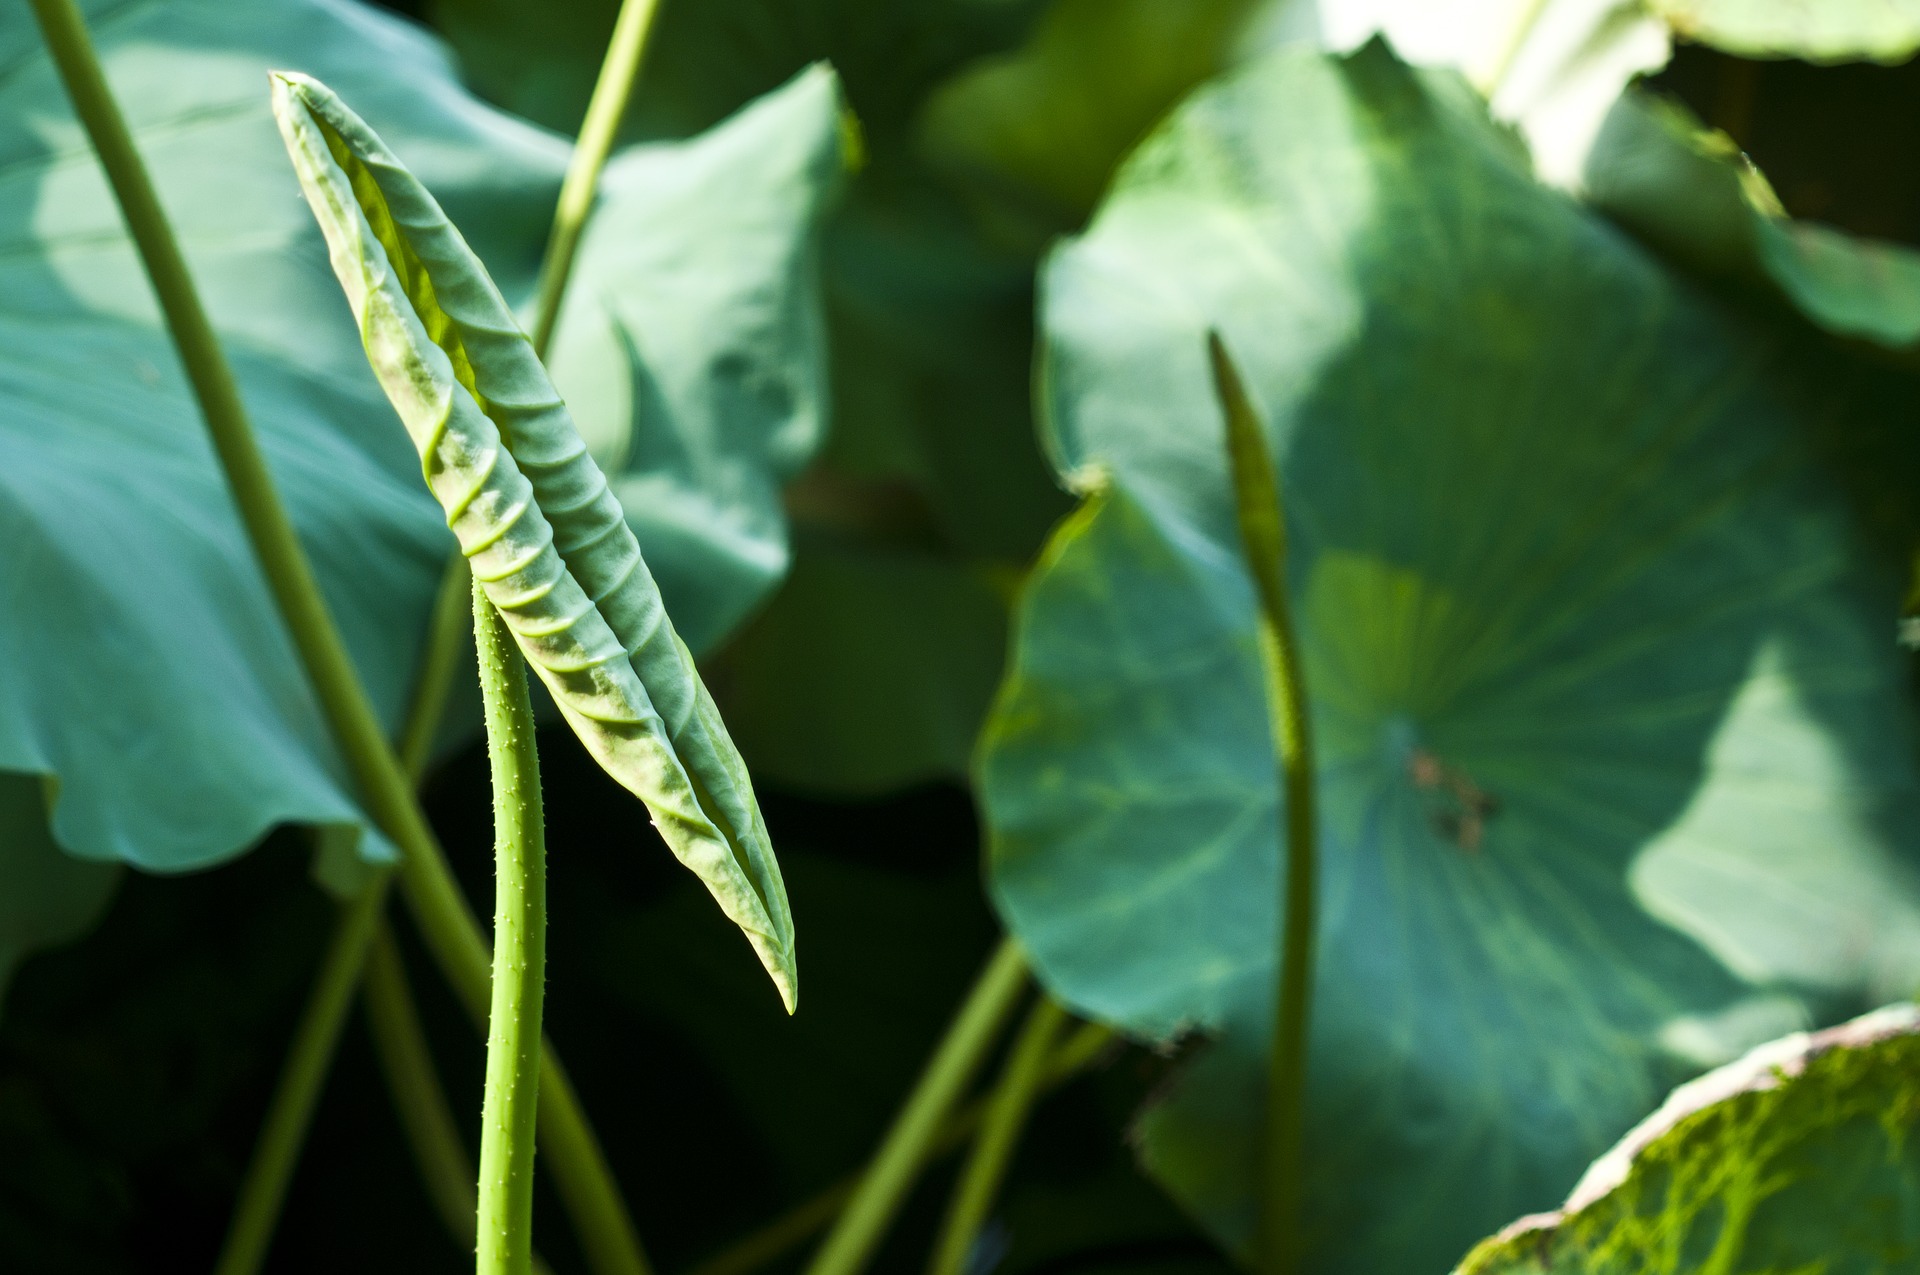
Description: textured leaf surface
1588,87,1920,350
546,67,847,654
1457,1004,1920,1274
0,776,117,1008
978,41,1920,1272
274,72,807,1007
0,0,835,984
1651,0,1920,64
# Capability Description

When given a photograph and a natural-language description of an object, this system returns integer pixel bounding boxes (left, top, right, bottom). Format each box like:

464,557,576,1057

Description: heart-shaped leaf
1457,1003,1920,1273
978,40,1920,1271
273,71,812,1007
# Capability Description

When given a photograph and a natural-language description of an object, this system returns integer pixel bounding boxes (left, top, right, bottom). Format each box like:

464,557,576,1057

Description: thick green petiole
925,997,1069,1275
1209,333,1319,1275
472,583,548,1275
23,6,647,1274
802,938,1032,1275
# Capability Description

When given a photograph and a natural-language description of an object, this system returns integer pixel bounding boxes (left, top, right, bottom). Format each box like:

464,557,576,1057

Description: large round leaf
979,40,1920,1272
0,0,842,884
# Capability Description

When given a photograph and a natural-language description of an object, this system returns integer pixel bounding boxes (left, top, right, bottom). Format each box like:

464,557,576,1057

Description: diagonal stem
473,582,548,1275
924,997,1068,1275
528,0,664,357
802,937,1031,1275
211,868,392,1275
686,1019,1114,1275
1209,332,1319,1275
21,5,650,1274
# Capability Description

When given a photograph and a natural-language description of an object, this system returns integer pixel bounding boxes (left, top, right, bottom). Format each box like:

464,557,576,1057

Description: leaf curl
272,71,796,1010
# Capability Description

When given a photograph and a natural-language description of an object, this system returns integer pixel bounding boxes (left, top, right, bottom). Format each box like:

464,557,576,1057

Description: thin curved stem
528,0,664,358
211,869,392,1275
22,8,649,1274
364,919,478,1248
474,584,548,1275
1209,334,1318,1275
802,938,1031,1275
925,997,1068,1275
686,1020,1113,1275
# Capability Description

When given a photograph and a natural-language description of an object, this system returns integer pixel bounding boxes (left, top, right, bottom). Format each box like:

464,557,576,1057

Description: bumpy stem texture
803,938,1031,1275
474,584,548,1275
22,7,648,1274
925,997,1068,1275
1210,333,1318,1275
212,870,392,1275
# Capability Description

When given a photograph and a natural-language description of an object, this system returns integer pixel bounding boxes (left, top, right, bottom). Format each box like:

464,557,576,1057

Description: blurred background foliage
10,0,1920,1272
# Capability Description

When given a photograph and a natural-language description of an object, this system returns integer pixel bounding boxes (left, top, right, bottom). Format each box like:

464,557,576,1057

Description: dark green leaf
1587,86,1920,349
0,775,117,1009
979,40,1920,1271
1456,1004,1920,1274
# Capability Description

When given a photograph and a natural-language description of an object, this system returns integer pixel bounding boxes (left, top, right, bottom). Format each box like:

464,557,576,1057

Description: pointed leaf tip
270,72,796,1007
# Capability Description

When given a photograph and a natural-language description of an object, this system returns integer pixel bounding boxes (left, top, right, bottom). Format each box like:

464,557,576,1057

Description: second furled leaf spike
270,69,796,1011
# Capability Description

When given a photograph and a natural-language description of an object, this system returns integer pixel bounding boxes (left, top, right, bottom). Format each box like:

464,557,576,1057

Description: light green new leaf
1587,87,1920,350
273,73,800,1008
1457,1003,1920,1273
1650,0,1920,64
0,774,117,1008
979,40,1920,1272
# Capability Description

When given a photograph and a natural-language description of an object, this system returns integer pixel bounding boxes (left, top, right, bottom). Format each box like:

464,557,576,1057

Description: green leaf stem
979,40,1920,1272
272,71,799,1007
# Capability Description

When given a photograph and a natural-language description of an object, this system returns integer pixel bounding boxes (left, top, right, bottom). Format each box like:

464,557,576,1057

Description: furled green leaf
0,0,838,956
1456,1003,1920,1274
978,40,1920,1272
273,72,805,1008
0,775,117,1009
1650,0,1920,64
1587,86,1920,350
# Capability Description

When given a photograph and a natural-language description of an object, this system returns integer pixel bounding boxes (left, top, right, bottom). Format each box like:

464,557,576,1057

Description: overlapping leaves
978,40,1920,1272
0,0,840,986
272,71,837,1006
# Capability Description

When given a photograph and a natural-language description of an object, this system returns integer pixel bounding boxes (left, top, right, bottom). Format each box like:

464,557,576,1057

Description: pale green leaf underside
1457,1003,1920,1274
979,42,1920,1272
0,0,834,983
1651,0,1920,64
1587,87,1920,350
273,73,799,1008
